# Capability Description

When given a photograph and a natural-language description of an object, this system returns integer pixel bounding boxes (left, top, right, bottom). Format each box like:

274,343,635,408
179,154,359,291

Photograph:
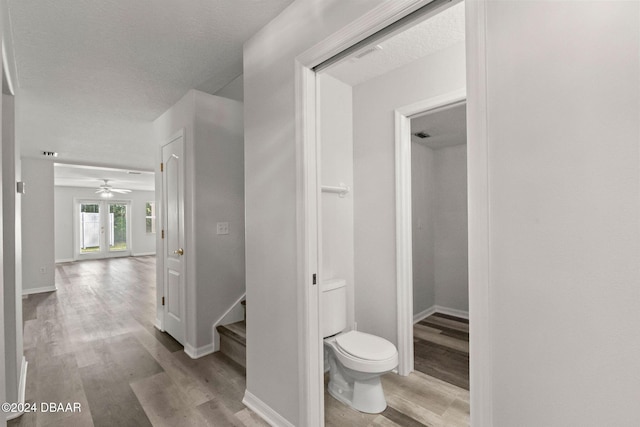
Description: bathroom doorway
408,101,469,389
310,0,471,424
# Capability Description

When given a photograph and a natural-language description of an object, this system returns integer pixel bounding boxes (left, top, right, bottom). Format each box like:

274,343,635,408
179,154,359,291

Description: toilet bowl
324,330,398,413
321,278,398,414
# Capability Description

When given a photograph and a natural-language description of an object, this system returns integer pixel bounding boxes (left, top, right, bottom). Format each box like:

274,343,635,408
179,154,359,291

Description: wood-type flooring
9,256,469,426
9,256,266,427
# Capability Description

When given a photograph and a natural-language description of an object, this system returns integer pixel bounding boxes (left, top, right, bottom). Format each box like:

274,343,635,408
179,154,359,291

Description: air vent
413,131,431,139
127,171,142,175
354,45,383,60
42,151,58,157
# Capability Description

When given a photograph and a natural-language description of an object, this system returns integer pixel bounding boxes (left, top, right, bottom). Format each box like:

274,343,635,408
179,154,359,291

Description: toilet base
327,352,387,414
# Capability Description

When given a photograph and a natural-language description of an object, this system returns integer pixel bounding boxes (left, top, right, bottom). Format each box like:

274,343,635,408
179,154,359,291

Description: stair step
217,321,246,368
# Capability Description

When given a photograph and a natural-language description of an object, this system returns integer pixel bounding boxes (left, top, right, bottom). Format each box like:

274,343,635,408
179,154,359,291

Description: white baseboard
413,306,437,323
132,252,156,257
414,305,469,323
55,258,74,264
22,285,57,296
434,305,469,320
154,318,164,332
5,357,28,421
242,390,295,427
184,343,214,359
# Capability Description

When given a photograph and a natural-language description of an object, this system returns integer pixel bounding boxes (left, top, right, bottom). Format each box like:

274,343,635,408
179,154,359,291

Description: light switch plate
216,222,229,235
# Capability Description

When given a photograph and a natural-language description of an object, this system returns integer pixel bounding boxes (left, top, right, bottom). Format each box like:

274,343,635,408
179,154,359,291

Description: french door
75,199,132,259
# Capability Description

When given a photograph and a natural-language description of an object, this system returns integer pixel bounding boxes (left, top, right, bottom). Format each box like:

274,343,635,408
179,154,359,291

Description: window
146,202,156,233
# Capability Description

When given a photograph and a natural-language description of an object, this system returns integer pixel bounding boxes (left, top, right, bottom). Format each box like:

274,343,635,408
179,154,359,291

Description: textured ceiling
7,0,293,170
326,1,465,87
54,163,155,192
411,102,466,149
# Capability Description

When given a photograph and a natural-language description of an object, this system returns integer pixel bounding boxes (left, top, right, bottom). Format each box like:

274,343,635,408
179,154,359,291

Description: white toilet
322,279,398,414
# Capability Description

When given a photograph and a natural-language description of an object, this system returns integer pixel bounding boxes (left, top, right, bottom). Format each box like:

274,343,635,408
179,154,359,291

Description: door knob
174,248,184,256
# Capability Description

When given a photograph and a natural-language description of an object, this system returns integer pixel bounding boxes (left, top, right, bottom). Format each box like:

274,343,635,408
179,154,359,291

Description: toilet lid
335,331,397,361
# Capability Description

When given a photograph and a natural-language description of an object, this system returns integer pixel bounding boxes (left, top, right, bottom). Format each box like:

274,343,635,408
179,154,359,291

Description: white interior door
162,134,185,345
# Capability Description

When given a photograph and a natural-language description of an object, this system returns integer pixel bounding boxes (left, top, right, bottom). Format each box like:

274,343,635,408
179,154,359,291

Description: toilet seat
336,331,397,361
326,331,398,374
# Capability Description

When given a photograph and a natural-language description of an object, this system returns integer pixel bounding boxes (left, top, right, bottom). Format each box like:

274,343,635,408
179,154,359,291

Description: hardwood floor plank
422,315,469,333
382,405,430,427
414,324,469,353
418,321,469,341
414,339,469,390
432,313,468,324
79,362,152,427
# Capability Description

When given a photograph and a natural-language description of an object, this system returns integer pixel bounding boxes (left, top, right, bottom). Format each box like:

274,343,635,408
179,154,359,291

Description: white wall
193,91,245,348
474,1,640,425
319,74,354,328
154,90,245,352
352,42,466,343
53,186,156,262
433,144,467,312
3,92,23,409
411,142,435,315
21,158,55,293
214,74,243,102
243,1,384,423
412,142,468,317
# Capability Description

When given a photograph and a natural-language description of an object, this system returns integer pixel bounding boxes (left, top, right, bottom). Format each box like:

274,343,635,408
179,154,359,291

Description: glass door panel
109,203,128,251
80,203,102,254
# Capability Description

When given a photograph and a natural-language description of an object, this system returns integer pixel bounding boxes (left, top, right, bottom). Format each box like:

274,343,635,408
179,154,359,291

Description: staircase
216,300,246,368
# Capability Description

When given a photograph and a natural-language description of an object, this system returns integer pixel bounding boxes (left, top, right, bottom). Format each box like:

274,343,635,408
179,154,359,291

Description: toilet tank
321,279,347,338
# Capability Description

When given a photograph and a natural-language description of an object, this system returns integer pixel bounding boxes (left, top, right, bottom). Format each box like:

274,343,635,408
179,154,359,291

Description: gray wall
412,142,468,316
433,144,467,312
477,1,640,424
193,91,245,348
243,0,385,423
411,142,435,315
21,158,55,293
352,42,466,343
54,186,156,262
214,74,243,102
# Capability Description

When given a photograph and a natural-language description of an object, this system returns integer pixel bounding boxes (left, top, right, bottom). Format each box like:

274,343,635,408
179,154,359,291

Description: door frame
295,0,492,425
394,90,466,377
73,198,132,260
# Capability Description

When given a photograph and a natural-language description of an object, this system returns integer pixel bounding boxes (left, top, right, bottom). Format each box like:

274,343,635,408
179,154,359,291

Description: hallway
9,257,266,427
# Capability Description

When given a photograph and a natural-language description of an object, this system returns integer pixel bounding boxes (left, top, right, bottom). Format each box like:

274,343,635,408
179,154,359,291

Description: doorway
408,100,469,389
304,0,472,424
74,199,131,259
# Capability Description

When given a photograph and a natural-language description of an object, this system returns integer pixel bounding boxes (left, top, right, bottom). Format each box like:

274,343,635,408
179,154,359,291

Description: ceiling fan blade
95,189,104,193
111,189,131,193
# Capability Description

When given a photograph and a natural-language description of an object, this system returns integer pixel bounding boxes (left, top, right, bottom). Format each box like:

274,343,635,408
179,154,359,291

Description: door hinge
162,296,165,306
160,162,164,172
312,273,317,285
161,230,164,239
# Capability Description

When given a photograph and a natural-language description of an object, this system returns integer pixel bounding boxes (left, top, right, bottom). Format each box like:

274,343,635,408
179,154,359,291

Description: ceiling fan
95,179,132,198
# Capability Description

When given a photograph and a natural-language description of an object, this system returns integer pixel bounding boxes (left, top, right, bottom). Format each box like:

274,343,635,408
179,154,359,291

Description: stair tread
217,321,246,346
